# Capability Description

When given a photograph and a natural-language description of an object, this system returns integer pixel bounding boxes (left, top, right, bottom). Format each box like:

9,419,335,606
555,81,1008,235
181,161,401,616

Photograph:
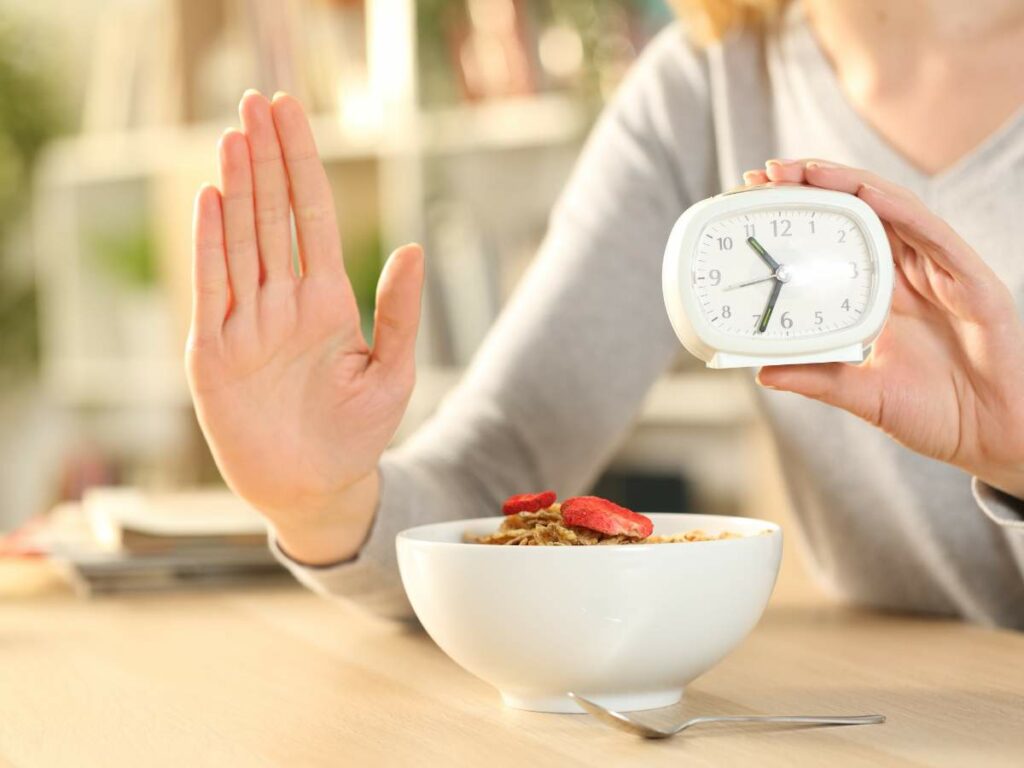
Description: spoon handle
683,714,886,731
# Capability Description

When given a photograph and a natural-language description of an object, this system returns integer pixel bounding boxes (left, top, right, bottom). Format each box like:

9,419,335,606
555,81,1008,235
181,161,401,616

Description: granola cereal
465,494,755,546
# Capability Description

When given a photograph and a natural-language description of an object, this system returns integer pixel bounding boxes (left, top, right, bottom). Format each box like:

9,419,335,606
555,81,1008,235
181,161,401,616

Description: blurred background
1,0,776,594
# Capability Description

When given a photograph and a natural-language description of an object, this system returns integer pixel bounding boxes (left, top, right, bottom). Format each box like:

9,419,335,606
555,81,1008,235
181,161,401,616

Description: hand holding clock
744,159,1024,500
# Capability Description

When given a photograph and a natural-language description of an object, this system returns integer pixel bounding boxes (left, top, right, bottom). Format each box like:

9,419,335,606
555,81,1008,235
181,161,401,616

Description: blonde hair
669,0,786,44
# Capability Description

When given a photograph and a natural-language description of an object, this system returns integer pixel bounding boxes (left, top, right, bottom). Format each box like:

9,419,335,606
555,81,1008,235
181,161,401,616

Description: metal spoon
568,693,885,740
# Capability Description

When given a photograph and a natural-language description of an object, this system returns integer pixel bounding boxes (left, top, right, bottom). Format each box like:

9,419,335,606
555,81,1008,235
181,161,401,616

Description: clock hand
746,236,780,272
724,274,777,291
756,277,784,334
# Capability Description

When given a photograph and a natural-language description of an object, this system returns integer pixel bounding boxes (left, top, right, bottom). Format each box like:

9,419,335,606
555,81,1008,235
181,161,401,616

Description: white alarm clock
662,184,894,369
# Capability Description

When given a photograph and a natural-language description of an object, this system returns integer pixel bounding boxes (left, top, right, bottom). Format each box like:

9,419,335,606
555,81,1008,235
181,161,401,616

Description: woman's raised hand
744,160,1024,499
186,91,424,563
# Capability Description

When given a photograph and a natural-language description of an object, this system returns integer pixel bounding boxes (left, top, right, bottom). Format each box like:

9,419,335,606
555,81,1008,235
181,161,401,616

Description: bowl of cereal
396,493,782,713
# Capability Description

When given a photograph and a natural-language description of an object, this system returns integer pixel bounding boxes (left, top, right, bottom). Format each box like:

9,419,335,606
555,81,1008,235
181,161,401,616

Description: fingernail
766,158,795,167
806,161,837,170
272,90,288,101
860,182,886,198
242,88,262,99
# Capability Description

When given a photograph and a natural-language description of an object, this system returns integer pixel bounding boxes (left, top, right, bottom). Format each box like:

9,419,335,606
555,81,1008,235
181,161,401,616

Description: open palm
187,91,423,555
749,160,1024,495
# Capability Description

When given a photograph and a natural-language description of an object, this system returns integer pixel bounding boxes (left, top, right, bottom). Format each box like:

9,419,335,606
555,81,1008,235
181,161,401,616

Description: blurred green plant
0,17,68,380
416,0,462,107
91,227,158,289
345,229,386,344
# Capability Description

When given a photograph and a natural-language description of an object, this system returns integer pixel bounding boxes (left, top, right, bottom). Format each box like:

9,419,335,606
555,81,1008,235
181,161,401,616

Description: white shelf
35,115,383,191
35,94,590,191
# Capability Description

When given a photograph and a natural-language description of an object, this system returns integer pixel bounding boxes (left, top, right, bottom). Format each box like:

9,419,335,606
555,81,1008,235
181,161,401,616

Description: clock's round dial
692,206,876,339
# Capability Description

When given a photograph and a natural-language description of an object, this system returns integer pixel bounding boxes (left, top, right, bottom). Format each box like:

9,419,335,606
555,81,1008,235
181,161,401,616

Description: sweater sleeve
270,24,719,619
974,478,1024,529
973,478,1024,583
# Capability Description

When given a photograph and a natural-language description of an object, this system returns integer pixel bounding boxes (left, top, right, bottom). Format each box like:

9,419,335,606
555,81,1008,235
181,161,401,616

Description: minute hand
746,236,780,272
756,278,783,334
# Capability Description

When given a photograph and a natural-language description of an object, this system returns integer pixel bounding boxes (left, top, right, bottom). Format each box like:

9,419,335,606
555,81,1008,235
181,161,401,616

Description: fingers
270,93,344,277
853,182,991,286
239,90,295,284
758,362,884,428
764,158,807,184
885,224,929,315
372,244,425,370
742,169,769,186
761,158,998,290
191,185,229,344
218,129,261,308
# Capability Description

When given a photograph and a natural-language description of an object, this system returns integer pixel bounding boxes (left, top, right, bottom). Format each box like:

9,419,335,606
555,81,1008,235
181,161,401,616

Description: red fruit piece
502,490,558,515
561,496,653,539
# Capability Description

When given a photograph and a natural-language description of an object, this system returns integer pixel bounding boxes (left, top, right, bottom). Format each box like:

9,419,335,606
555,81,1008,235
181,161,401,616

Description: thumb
757,362,884,427
372,243,425,368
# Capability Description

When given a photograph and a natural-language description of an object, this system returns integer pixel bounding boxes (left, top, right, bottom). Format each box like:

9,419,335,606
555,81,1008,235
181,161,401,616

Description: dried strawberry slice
502,491,558,516
561,496,653,539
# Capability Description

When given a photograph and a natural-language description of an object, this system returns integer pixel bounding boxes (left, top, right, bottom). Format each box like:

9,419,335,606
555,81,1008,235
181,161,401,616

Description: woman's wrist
270,471,381,566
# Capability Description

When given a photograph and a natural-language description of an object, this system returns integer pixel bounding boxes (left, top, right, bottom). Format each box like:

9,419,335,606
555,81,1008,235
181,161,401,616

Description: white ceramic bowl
396,513,782,713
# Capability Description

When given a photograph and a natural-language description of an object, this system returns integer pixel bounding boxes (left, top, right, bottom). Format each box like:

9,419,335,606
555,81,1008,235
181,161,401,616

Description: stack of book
43,488,287,596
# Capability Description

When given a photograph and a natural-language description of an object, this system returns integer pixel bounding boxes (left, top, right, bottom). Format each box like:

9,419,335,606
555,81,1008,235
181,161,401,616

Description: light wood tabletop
1,562,1023,768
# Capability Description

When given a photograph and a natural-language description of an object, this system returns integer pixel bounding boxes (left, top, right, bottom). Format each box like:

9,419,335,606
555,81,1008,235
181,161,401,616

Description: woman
186,0,1024,625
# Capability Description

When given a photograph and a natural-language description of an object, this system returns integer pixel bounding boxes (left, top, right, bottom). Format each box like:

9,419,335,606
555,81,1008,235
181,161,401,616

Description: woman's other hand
186,91,424,564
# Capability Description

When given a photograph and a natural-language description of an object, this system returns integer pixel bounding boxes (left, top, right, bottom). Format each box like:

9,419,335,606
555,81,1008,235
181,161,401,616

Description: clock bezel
662,185,894,364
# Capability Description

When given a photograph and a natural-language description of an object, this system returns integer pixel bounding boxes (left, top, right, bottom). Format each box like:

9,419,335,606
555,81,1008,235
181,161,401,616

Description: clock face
691,206,876,339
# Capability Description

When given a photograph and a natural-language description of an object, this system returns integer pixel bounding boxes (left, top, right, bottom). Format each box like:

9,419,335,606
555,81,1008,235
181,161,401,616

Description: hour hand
746,236,780,272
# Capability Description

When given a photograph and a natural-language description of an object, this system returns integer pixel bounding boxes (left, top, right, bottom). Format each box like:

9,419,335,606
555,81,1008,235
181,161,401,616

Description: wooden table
1,566,1023,768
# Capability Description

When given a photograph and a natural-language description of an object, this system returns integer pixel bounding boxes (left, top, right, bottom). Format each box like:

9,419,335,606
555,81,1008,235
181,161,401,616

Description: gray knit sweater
273,9,1024,628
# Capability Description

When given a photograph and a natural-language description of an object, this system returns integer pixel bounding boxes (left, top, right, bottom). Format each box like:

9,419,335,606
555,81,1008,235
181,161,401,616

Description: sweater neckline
779,4,1024,192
